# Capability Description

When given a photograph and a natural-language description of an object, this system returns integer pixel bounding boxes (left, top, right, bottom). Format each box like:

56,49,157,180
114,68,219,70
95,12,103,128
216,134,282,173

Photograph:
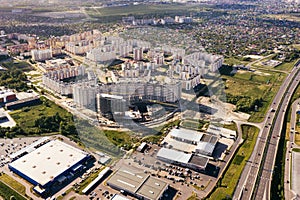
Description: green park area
208,125,259,199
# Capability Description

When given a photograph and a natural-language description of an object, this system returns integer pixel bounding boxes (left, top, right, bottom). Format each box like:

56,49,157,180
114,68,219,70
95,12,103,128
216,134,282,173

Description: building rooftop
156,148,192,164
100,93,124,100
108,167,148,194
189,155,209,168
9,140,88,186
107,166,168,200
170,128,203,143
136,175,168,200
196,141,216,155
200,134,218,144
207,125,237,138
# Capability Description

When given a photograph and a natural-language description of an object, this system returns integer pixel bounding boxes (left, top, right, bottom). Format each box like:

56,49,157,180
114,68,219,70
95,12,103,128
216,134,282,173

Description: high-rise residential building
133,47,143,61
31,49,52,61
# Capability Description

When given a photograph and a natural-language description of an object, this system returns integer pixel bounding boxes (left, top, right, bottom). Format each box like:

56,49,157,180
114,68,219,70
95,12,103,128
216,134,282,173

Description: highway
233,59,300,200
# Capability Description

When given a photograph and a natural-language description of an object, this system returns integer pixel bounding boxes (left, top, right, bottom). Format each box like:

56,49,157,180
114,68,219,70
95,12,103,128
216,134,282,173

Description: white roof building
9,140,88,187
157,148,192,164
170,128,203,144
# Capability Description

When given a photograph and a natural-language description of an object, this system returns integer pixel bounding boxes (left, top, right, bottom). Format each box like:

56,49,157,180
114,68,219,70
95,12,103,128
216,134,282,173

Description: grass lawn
0,174,26,195
223,122,237,132
10,96,72,134
274,59,299,71
223,57,250,66
208,125,259,199
0,181,26,200
141,120,181,144
296,134,300,146
2,60,32,72
181,119,208,131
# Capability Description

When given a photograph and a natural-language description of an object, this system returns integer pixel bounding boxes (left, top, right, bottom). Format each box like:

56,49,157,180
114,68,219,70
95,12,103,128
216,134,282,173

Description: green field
85,4,201,22
208,125,259,199
0,181,26,200
222,67,286,122
224,57,250,66
274,59,299,71
0,174,26,196
10,97,73,134
2,61,32,72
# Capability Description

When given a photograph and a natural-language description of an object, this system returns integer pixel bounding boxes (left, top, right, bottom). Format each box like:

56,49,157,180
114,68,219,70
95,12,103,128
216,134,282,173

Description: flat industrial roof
107,167,168,200
100,93,124,100
107,167,148,194
200,134,218,144
189,155,209,168
9,140,88,186
157,148,192,164
196,141,216,155
82,167,110,194
170,128,203,143
207,125,236,138
136,176,168,200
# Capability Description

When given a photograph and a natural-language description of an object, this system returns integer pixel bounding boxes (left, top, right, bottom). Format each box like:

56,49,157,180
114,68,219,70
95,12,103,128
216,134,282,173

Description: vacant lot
223,68,285,122
10,97,72,134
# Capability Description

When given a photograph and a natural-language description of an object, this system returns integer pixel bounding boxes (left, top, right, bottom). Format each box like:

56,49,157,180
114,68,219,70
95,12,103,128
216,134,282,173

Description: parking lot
112,144,218,200
0,136,44,168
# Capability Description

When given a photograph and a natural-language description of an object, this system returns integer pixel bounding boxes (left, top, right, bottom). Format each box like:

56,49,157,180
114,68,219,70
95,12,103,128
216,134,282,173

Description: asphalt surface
233,59,300,200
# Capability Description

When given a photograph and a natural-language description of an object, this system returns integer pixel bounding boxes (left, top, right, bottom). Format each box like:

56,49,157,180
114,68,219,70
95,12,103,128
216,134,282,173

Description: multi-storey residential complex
170,52,224,90
43,65,85,80
42,65,87,96
31,49,53,61
6,44,30,54
73,82,97,110
73,81,182,110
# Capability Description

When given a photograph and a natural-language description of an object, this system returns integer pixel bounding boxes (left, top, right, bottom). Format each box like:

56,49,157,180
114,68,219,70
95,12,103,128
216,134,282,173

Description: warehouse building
156,148,209,171
107,167,168,200
162,128,218,157
8,140,91,195
169,128,203,145
5,96,40,110
207,124,237,139
0,90,17,104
